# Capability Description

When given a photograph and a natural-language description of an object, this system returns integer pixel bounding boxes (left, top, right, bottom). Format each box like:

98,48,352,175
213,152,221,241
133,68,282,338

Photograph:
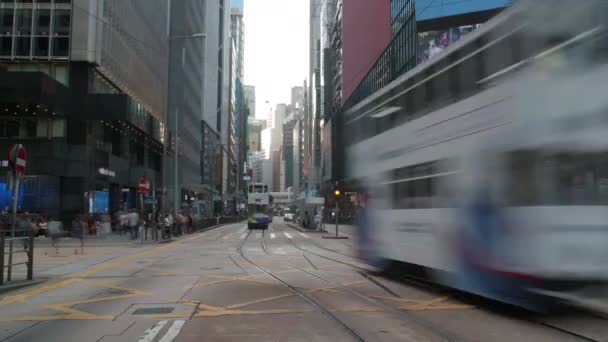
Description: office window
52,119,65,137
34,9,50,36
51,36,68,56
0,8,13,35
34,36,49,57
0,36,11,56
52,9,70,36
15,36,31,56
15,9,32,35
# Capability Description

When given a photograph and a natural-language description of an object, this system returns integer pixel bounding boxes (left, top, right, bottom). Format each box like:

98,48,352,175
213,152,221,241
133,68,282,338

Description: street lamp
162,31,206,219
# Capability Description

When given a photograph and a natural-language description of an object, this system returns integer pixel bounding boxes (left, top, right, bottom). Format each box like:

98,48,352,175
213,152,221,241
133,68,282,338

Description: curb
286,223,327,234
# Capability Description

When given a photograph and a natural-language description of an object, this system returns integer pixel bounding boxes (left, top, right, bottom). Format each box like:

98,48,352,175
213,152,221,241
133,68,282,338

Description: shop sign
98,168,115,177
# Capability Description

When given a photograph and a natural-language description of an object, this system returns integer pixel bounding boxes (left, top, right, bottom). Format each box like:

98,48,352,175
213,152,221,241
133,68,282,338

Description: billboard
416,0,512,22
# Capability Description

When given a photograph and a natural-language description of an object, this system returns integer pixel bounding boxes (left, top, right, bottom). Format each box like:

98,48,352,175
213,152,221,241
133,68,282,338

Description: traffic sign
8,144,26,177
138,177,150,194
144,198,158,205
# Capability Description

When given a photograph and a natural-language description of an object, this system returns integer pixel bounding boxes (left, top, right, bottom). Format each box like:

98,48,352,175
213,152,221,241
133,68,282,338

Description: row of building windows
0,7,70,58
0,117,65,139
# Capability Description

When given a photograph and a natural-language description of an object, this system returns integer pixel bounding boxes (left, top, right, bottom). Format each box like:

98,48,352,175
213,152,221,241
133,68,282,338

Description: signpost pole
7,176,18,282
335,201,339,238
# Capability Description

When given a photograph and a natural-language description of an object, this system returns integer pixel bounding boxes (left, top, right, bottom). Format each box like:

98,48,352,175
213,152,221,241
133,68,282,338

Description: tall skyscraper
0,0,168,217
167,0,207,210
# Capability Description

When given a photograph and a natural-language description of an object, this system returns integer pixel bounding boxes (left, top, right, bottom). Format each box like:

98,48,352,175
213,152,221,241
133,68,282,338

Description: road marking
298,232,309,238
371,295,474,311
222,233,233,240
0,229,209,308
138,320,168,342
240,233,247,239
284,232,293,239
158,320,186,342
270,233,276,239
16,279,151,321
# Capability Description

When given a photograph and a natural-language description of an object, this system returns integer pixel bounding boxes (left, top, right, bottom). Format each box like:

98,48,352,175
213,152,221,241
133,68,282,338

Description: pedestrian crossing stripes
138,320,167,342
270,233,276,239
159,320,185,342
240,233,247,239
298,232,309,238
284,232,293,239
222,233,233,240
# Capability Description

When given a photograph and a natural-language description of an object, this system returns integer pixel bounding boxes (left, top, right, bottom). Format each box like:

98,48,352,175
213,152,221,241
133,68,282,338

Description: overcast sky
243,0,310,119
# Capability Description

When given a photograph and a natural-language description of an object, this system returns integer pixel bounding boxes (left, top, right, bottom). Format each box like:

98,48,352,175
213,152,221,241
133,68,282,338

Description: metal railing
0,228,34,285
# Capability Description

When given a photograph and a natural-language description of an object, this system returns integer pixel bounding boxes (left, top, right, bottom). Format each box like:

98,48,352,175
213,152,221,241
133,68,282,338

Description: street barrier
0,227,34,285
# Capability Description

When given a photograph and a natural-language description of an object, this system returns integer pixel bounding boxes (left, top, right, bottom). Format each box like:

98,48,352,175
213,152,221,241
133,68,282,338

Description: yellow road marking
372,295,474,311
15,279,151,321
0,234,201,308
335,306,384,313
189,274,275,289
307,280,367,294
225,294,294,309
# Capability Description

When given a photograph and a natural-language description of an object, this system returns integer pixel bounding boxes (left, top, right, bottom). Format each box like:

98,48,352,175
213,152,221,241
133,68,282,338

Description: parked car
283,210,295,222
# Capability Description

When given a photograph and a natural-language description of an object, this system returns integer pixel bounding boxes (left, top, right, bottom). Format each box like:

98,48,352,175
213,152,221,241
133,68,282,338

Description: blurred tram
346,0,608,306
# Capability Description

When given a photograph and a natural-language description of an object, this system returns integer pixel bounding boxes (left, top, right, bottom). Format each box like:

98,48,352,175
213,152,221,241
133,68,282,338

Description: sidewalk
286,220,356,237
0,221,236,291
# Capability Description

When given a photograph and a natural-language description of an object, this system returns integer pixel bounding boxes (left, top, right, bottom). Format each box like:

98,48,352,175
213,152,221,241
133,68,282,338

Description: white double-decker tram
346,0,608,305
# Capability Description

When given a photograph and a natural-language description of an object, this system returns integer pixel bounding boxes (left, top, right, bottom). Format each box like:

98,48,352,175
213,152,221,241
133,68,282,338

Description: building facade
167,0,207,211
243,85,255,118
0,0,168,219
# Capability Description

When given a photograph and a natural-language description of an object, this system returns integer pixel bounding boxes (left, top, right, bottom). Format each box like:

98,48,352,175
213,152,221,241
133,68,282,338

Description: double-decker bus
247,183,272,230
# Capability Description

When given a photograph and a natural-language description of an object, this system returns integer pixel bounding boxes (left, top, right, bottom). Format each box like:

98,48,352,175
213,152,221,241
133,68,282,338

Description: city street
0,220,604,342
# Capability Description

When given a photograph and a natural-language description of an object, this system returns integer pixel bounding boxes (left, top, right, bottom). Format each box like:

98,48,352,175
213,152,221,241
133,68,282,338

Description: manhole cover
132,307,174,315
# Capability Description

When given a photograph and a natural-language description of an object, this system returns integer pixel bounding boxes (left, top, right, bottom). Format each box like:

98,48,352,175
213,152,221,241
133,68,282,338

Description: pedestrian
188,213,194,234
47,217,63,254
119,211,128,236
163,213,173,240
127,210,139,240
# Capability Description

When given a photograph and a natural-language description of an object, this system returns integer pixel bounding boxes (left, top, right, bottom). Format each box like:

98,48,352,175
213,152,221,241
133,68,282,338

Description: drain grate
132,307,174,315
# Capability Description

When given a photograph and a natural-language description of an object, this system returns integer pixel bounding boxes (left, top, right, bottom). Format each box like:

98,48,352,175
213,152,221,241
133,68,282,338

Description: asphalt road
0,219,598,341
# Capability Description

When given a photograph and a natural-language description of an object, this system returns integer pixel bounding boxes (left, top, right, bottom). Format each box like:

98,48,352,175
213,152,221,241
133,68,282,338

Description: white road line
222,233,233,240
270,233,276,239
284,232,293,239
256,233,261,239
158,320,186,342
298,232,309,238
240,233,247,239
137,320,168,342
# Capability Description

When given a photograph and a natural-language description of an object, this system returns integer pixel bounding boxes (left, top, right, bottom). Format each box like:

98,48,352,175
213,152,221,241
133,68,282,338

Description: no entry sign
9,144,26,177
139,177,150,194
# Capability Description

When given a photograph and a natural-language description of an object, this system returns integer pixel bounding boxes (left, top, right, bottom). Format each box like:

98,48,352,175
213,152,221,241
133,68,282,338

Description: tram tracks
278,226,608,342
260,230,463,342
237,230,366,342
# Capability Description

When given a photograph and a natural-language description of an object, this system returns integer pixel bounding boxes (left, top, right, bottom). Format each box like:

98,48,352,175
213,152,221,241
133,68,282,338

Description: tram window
505,151,537,206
